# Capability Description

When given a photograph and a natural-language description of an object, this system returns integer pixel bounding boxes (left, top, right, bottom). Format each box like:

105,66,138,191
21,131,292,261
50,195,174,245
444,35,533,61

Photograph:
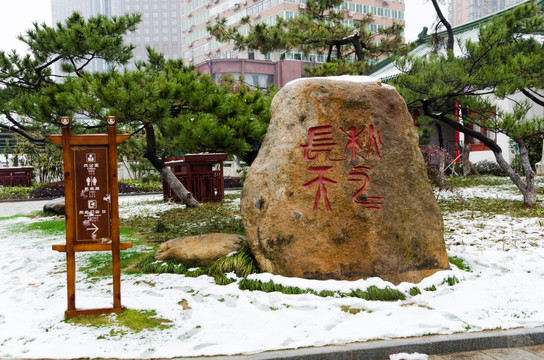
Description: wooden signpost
48,116,132,317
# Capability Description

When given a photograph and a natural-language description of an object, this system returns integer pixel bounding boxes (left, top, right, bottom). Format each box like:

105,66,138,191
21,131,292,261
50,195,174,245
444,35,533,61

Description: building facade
183,0,405,65
51,0,183,71
187,0,404,86
51,0,404,85
447,0,525,26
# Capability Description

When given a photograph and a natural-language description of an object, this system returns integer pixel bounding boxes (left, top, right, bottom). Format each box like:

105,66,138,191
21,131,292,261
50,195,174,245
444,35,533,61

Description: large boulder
43,197,65,215
155,233,247,267
241,76,449,284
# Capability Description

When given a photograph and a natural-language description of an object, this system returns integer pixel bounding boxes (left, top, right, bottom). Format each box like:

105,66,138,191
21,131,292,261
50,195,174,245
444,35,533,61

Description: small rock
155,233,247,267
43,197,66,215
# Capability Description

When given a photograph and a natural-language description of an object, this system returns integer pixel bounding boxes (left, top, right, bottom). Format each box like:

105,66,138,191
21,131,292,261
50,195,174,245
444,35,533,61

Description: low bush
121,179,161,193
472,160,506,176
420,145,454,190
28,180,158,199
30,181,64,198
224,176,242,189
0,185,36,200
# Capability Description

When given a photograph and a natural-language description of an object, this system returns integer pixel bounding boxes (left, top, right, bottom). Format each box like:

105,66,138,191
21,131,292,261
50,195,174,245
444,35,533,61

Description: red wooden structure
48,116,132,318
0,167,33,187
163,153,228,202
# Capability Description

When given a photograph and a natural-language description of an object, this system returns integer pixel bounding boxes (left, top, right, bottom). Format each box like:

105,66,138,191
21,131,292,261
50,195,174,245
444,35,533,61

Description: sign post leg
107,117,122,312
66,250,76,314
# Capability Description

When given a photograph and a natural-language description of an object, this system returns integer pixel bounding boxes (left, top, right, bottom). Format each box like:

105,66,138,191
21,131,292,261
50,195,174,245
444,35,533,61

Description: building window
467,111,497,151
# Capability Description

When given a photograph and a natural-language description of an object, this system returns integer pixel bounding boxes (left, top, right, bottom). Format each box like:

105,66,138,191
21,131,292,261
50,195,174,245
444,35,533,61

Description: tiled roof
368,0,542,81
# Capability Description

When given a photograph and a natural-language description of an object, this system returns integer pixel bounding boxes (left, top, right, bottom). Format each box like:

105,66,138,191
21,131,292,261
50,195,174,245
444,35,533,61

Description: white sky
0,0,52,54
0,0,442,54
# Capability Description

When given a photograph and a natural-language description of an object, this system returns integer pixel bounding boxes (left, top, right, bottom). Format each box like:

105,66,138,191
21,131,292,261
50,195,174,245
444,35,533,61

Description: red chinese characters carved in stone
300,125,345,162
302,166,337,213
348,166,384,210
366,124,382,159
339,126,365,160
301,125,383,213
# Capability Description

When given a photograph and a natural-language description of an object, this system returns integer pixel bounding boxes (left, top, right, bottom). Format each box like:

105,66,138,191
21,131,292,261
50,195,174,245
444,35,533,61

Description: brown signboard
48,116,132,318
73,147,111,243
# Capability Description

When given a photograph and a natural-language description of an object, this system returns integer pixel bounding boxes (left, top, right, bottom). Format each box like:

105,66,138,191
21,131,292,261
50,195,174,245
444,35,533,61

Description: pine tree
0,13,274,206
393,1,544,206
207,0,408,76
62,49,273,205
0,12,140,138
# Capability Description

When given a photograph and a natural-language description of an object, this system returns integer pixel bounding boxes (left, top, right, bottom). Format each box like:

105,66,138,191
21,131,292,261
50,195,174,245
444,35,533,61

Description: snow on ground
1,183,544,358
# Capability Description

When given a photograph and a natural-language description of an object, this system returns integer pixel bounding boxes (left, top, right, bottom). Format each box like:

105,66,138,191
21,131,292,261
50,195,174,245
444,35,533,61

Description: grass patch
8,218,65,235
207,250,259,278
438,196,544,217
65,309,172,335
444,175,510,188
135,247,259,285
81,250,151,277
443,276,460,286
340,305,369,314
0,214,28,221
122,200,245,245
238,279,406,301
449,256,471,272
409,287,422,296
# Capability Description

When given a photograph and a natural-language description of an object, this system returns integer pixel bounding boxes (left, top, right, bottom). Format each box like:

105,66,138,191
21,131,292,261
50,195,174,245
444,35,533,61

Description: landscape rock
241,76,449,284
43,197,66,215
155,233,247,267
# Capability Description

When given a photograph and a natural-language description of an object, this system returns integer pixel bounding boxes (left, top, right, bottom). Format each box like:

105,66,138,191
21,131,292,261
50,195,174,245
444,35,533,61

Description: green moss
65,309,172,335
340,305,367,314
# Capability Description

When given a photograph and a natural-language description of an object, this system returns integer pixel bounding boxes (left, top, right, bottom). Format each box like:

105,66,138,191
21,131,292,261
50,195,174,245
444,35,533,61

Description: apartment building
186,0,405,86
51,0,182,71
447,0,525,26
51,0,404,86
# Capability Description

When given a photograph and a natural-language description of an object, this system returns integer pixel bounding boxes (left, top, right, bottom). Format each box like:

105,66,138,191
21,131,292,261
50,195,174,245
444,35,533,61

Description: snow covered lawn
1,183,544,358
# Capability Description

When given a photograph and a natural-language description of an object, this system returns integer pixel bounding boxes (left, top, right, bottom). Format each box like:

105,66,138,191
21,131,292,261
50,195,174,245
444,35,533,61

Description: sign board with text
74,147,110,243
48,116,132,317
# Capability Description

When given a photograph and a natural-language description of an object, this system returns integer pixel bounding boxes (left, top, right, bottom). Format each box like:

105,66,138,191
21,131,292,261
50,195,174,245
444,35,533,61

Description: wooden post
48,116,132,318
107,116,122,311
60,117,77,313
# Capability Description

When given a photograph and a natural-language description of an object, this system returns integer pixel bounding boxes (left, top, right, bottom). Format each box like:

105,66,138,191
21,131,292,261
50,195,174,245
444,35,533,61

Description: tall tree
207,0,407,76
0,12,140,139
1,13,273,206
62,50,273,206
393,1,544,206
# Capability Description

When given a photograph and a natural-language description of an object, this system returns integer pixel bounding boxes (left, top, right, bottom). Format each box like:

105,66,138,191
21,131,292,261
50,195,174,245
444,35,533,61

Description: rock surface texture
155,233,247,267
241,76,449,284
43,197,66,215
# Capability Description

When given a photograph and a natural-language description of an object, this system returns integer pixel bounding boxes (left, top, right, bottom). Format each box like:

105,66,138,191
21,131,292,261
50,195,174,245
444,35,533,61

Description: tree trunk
143,123,200,207
462,142,471,176
426,110,537,207
435,122,444,148
430,0,454,52
517,139,537,207
158,165,200,207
